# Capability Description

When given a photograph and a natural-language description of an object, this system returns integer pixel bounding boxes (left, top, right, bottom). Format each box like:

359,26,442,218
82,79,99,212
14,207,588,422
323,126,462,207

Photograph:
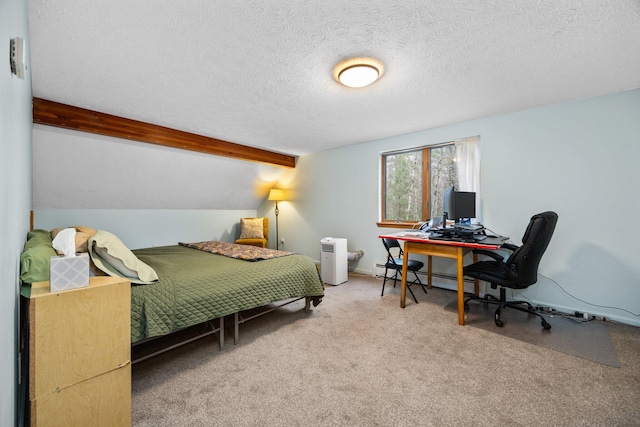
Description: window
380,136,479,226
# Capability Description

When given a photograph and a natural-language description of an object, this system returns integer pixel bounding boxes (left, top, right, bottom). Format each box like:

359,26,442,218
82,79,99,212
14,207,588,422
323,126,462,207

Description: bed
19,229,325,362
131,244,325,354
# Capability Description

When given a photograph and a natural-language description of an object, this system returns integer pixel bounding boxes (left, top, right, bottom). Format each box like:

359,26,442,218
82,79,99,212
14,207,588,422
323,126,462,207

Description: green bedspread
130,245,324,343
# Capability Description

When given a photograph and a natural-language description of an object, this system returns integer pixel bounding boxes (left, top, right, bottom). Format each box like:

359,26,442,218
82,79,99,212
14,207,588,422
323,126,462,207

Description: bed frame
132,295,322,364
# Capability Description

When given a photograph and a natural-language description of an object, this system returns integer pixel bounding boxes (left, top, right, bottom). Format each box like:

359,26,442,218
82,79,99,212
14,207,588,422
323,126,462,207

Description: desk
378,232,504,326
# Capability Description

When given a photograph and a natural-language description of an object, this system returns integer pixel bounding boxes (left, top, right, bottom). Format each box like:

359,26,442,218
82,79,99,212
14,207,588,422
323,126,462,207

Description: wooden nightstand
23,276,131,426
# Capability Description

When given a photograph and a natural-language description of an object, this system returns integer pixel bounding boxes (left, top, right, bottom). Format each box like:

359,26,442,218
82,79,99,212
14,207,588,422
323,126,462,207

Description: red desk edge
378,232,502,250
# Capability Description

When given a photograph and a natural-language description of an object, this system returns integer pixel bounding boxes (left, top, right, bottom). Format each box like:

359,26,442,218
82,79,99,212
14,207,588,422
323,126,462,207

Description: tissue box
49,253,90,292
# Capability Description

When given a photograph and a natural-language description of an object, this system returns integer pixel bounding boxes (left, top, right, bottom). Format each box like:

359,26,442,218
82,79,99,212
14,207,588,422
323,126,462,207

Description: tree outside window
382,143,458,224
429,144,458,219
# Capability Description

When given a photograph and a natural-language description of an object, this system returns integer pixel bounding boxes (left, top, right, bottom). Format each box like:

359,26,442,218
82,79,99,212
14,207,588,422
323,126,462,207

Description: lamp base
275,203,279,251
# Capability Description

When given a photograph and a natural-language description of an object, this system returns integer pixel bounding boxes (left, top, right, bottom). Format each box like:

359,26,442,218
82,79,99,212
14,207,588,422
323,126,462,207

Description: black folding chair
381,238,427,303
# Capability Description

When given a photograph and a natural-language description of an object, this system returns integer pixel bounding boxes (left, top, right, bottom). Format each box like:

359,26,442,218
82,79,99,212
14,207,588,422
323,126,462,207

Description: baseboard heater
373,263,475,283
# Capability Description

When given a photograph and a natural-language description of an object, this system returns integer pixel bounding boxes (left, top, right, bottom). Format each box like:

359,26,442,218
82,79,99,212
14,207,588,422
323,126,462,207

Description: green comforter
130,245,324,343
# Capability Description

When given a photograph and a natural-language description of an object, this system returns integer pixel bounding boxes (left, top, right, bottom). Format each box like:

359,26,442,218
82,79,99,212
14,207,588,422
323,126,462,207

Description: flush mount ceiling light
333,57,385,88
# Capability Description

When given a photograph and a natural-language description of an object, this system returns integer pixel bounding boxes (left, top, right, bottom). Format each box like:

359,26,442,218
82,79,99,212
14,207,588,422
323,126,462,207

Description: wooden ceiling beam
32,98,296,168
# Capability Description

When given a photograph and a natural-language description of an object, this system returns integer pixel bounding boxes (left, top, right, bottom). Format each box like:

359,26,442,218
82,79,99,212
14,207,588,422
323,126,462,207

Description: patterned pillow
239,218,264,239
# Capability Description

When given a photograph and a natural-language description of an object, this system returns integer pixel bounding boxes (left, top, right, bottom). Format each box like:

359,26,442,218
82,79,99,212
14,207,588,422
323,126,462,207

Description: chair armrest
471,249,517,279
501,243,519,252
472,249,505,261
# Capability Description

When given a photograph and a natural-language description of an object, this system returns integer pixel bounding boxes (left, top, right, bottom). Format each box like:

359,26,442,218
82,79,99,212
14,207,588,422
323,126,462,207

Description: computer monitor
443,186,476,225
453,191,476,224
443,186,455,226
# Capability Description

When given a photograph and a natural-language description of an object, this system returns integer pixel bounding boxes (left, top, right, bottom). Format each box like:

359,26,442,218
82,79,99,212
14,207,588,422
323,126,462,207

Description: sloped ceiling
28,1,640,158
32,125,285,209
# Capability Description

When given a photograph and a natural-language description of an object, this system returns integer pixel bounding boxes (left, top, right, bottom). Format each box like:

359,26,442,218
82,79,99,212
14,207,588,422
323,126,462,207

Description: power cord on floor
538,273,640,318
534,305,596,324
508,288,601,324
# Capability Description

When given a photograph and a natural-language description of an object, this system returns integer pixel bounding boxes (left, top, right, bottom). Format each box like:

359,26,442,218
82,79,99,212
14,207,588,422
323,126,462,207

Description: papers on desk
393,231,431,239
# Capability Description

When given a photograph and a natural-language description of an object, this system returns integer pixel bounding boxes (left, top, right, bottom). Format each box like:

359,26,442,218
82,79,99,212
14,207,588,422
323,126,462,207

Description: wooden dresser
23,276,131,426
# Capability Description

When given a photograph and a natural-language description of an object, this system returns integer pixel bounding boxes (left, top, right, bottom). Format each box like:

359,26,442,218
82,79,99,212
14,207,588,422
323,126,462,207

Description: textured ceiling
28,0,640,157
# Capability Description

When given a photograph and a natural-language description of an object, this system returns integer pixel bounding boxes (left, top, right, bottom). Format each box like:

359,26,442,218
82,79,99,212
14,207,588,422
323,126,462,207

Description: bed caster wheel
542,320,551,330
494,313,504,327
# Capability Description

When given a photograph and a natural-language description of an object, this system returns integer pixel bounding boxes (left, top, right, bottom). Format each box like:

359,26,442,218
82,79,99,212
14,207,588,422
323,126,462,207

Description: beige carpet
132,273,640,426
444,298,620,367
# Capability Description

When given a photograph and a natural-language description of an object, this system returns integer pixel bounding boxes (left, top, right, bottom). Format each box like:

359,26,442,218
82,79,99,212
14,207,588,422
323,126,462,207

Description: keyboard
429,235,467,242
454,224,484,231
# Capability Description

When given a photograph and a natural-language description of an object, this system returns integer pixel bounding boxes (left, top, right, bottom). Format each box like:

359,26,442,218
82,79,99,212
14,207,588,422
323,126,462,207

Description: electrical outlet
280,238,285,245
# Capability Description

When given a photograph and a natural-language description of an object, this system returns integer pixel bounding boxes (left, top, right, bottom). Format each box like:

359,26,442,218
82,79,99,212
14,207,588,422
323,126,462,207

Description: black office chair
381,238,427,303
463,211,558,330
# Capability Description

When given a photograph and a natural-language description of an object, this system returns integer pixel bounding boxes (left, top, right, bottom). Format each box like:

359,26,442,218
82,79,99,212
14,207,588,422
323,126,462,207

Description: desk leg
457,248,465,326
473,251,479,296
400,242,409,308
427,256,432,289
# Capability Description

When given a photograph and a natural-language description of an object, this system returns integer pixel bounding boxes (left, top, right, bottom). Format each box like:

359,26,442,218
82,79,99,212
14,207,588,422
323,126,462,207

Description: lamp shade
268,189,285,201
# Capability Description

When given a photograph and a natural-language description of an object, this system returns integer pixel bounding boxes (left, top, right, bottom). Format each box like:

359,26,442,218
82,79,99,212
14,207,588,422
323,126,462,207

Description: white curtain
455,136,481,219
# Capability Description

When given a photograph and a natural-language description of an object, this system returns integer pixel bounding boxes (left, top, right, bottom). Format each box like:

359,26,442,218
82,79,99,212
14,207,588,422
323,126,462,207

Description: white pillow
88,230,158,284
93,245,140,278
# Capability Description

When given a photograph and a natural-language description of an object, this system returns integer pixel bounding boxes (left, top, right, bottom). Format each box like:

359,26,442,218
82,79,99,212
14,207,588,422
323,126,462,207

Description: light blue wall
272,89,640,326
34,209,258,249
0,0,32,424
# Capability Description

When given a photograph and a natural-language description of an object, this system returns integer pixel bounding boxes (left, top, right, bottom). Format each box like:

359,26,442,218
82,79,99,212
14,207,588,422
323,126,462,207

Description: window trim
376,221,420,229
